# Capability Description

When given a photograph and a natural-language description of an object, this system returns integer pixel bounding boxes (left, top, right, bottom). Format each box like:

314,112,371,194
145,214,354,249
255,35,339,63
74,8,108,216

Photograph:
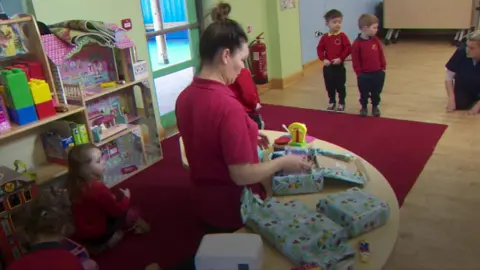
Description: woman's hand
261,178,273,197
446,98,456,112
468,102,480,115
258,133,270,149
120,188,131,198
280,155,313,173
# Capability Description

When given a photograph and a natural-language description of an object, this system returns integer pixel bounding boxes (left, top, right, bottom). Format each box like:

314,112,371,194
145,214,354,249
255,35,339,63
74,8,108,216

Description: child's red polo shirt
229,68,260,114
7,242,84,270
176,77,265,230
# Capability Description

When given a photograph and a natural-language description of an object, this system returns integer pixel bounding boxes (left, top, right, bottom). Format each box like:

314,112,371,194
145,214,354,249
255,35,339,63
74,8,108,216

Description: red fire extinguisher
249,32,268,85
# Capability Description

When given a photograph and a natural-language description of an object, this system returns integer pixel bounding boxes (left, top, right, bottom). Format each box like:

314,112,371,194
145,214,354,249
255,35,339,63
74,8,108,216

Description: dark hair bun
211,2,231,22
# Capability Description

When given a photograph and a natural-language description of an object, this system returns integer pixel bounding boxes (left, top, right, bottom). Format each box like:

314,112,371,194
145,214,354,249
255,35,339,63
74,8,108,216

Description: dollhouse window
7,194,20,208
23,189,32,202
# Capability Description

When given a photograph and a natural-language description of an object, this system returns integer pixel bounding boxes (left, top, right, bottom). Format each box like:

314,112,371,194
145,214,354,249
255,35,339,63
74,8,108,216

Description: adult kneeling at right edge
445,30,480,114
175,2,311,235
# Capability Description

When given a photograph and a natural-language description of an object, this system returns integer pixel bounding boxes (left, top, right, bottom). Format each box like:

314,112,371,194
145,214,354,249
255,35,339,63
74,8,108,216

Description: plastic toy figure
288,122,307,147
359,240,370,262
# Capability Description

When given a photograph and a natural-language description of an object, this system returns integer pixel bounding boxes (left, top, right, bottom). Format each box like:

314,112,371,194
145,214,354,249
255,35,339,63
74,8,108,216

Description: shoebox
241,188,354,268
316,187,390,238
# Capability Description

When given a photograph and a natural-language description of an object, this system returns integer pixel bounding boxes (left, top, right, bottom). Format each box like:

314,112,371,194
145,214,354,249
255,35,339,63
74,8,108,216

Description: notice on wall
280,0,295,10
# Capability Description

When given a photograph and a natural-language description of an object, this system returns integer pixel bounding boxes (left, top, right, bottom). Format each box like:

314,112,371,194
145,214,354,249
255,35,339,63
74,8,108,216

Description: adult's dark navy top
446,45,480,95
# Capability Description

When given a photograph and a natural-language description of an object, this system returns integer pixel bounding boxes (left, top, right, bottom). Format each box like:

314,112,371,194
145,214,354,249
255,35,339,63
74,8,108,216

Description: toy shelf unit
0,14,80,136
0,15,92,187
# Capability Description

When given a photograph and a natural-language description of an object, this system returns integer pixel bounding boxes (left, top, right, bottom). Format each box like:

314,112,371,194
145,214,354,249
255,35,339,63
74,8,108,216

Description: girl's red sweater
229,68,260,114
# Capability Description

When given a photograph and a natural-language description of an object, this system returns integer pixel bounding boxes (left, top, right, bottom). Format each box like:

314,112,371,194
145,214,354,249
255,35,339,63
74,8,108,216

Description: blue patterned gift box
272,172,324,195
241,189,355,269
292,147,367,186
271,148,324,195
316,187,390,238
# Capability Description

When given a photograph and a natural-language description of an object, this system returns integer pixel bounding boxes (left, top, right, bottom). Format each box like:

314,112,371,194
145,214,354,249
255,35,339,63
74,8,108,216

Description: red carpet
95,104,447,269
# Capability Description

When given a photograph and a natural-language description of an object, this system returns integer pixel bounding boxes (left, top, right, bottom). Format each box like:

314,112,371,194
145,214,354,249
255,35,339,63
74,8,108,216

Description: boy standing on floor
317,9,352,112
351,14,386,117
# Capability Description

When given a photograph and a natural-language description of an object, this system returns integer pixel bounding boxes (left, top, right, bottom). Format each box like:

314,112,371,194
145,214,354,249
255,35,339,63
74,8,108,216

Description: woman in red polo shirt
175,2,311,235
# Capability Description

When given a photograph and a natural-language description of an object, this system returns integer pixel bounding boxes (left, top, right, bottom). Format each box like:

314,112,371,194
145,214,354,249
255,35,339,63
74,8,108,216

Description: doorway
140,0,200,129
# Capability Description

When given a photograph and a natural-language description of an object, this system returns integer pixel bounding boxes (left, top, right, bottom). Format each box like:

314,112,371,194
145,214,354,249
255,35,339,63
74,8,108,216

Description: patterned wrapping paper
316,187,390,238
241,189,355,269
286,147,367,186
272,172,324,195
271,148,324,195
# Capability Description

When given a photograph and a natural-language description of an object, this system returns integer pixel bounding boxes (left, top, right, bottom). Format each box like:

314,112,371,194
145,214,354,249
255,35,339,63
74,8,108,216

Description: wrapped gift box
315,149,367,186
272,172,324,195
271,148,324,196
316,188,390,238
241,189,354,268
286,147,367,186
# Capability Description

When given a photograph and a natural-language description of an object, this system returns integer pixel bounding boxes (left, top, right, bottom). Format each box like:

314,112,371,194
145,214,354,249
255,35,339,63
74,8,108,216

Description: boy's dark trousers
357,70,386,107
323,64,346,104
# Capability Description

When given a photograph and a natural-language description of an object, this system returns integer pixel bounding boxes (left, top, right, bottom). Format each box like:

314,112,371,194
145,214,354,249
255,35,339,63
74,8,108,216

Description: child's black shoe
359,107,368,117
372,106,381,117
326,103,336,111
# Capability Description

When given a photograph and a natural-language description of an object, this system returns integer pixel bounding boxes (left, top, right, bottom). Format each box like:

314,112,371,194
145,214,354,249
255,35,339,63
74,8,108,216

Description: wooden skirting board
257,59,321,91
269,71,305,90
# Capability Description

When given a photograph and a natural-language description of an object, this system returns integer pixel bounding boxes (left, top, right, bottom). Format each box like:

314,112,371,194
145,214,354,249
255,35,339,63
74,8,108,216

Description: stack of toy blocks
14,61,44,80
29,79,56,120
2,69,38,125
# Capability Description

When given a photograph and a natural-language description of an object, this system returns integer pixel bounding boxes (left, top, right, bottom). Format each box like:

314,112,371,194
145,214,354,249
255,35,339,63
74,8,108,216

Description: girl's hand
258,133,270,149
120,188,131,198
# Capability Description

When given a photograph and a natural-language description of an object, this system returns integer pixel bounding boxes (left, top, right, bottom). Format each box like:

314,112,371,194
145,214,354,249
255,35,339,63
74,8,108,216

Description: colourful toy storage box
241,189,354,268
316,187,390,238
270,149,324,196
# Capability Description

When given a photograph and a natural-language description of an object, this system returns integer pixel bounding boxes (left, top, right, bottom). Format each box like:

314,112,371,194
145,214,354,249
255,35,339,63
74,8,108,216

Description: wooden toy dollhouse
40,23,162,187
0,166,38,266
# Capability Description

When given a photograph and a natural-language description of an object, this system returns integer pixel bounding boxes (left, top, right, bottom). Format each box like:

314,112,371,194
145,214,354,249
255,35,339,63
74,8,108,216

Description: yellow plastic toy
100,81,116,88
13,160,36,181
29,79,52,104
288,122,307,147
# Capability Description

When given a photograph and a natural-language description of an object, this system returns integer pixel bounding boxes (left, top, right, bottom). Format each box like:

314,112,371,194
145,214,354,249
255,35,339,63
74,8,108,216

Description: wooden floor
260,40,480,270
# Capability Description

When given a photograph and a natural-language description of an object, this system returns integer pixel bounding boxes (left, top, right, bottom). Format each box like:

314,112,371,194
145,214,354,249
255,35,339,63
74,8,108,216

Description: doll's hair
66,143,100,202
14,187,73,243
324,9,343,22
358,13,379,29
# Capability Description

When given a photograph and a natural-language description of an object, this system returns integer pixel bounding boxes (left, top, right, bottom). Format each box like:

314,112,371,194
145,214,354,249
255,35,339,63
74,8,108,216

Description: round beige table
179,130,399,270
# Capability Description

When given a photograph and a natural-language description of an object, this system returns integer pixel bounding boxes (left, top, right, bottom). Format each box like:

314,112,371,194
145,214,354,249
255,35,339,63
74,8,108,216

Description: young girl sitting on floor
8,188,94,270
66,143,150,254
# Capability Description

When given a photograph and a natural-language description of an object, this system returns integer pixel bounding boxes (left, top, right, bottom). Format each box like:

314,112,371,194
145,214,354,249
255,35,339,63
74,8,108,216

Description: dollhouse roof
41,24,135,66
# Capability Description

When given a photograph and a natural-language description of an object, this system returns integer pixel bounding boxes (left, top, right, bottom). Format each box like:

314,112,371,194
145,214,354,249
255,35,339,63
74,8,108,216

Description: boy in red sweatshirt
229,67,263,129
317,9,352,111
351,14,386,117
